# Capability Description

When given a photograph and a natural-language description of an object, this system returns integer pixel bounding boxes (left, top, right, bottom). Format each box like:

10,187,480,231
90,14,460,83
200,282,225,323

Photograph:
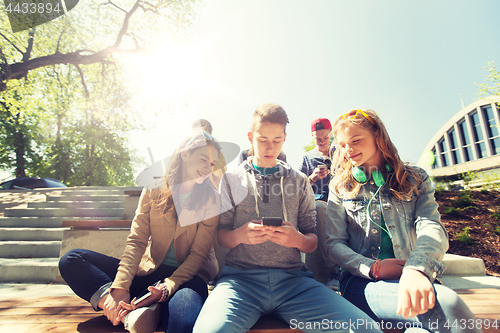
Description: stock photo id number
3,0,79,32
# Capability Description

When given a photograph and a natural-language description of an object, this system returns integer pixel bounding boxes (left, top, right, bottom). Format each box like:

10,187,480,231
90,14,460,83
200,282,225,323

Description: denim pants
59,248,208,333
339,272,481,333
193,266,383,333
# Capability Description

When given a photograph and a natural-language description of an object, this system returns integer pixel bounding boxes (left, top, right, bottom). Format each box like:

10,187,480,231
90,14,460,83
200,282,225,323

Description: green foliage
0,79,49,178
492,211,500,220
434,186,445,193
480,189,490,194
443,206,461,216
0,1,194,185
455,227,475,246
303,134,335,153
459,170,476,188
479,171,500,191
303,139,316,153
476,61,500,98
431,176,459,191
452,191,474,208
495,226,500,236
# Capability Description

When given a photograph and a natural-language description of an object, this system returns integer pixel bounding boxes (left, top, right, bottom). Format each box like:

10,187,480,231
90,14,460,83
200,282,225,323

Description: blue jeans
193,266,383,333
59,249,208,333
339,272,480,333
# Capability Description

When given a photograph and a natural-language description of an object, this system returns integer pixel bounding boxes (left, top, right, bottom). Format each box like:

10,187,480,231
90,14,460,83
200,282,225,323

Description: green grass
444,207,461,216
455,227,475,246
453,191,474,208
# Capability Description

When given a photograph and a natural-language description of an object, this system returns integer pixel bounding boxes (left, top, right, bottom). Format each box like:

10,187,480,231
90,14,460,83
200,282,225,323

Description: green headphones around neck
352,164,392,187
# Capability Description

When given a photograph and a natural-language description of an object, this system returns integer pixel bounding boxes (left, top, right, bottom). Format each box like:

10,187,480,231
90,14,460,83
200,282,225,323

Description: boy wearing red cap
300,118,340,289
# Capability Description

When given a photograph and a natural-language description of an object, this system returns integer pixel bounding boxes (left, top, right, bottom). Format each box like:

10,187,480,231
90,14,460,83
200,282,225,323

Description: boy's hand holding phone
236,221,273,245
267,221,303,247
310,165,330,183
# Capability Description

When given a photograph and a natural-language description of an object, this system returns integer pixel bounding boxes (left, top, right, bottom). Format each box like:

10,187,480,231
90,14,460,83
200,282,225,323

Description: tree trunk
15,128,26,178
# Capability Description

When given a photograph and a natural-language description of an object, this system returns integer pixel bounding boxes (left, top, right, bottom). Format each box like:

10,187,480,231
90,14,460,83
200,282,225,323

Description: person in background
299,118,340,288
191,119,213,135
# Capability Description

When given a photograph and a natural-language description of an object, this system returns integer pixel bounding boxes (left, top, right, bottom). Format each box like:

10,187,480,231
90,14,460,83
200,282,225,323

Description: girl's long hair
155,131,221,217
330,109,421,200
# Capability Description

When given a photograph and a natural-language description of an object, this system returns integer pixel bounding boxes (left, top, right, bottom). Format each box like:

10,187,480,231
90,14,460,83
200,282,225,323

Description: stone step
70,186,143,191
28,201,124,209
0,216,123,228
46,194,127,202
51,190,128,196
0,241,61,258
4,207,124,218
0,258,59,283
442,253,486,276
0,228,66,241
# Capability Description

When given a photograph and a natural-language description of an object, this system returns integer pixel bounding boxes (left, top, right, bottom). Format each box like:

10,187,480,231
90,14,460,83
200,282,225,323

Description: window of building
470,112,487,159
482,105,500,155
448,128,461,165
438,137,449,167
458,119,473,162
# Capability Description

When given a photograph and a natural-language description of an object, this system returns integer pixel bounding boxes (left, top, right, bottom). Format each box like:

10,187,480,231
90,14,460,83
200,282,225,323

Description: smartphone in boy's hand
262,217,283,226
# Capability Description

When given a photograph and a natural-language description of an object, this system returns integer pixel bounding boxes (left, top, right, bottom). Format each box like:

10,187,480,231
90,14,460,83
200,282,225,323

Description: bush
455,227,475,246
492,211,500,220
453,191,474,208
435,186,446,193
460,171,477,188
444,207,461,216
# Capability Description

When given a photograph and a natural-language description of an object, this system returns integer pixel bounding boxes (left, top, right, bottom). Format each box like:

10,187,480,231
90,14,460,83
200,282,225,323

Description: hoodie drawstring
281,176,287,221
249,171,287,221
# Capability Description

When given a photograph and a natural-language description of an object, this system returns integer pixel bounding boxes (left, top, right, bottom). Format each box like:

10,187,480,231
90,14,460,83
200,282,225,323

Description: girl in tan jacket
59,131,222,333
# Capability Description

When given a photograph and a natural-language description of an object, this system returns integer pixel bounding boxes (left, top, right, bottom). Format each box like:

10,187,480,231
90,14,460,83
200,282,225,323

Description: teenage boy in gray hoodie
193,103,381,333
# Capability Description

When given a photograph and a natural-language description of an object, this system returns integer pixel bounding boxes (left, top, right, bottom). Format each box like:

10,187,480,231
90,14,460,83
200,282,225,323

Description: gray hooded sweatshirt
219,157,317,271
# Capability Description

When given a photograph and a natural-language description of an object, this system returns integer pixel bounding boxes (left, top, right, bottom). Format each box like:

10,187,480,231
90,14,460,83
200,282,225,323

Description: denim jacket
325,166,448,282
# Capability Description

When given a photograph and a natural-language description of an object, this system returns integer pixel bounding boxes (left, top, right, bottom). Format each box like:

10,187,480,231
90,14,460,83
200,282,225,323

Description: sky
2,0,499,183
129,0,500,180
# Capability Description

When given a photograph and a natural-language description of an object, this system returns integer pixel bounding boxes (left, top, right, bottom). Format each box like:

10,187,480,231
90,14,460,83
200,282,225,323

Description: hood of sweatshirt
242,157,292,179
242,157,291,221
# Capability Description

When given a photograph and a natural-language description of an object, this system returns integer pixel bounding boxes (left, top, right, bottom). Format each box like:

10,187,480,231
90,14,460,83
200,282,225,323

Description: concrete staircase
0,186,141,283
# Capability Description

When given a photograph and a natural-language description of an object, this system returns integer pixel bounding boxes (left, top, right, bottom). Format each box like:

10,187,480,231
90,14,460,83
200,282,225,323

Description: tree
1,0,198,91
0,0,197,185
0,73,50,178
477,61,500,98
304,139,315,153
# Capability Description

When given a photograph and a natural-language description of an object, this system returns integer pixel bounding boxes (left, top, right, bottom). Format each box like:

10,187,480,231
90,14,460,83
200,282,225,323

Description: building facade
418,96,500,182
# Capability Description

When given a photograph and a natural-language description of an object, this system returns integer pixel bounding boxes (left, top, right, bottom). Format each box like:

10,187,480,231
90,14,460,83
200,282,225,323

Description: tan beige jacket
111,185,220,298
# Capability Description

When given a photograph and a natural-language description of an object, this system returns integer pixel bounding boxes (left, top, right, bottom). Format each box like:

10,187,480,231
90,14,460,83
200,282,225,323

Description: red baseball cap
311,118,332,132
